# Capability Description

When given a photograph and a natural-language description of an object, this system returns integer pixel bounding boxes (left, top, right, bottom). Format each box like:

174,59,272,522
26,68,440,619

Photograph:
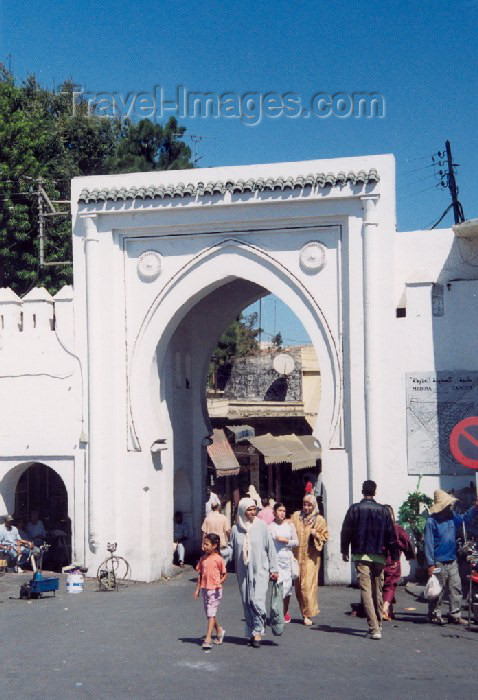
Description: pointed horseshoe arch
128,238,343,453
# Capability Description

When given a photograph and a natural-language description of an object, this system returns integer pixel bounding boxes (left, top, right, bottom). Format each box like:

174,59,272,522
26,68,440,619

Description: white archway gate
71,155,396,582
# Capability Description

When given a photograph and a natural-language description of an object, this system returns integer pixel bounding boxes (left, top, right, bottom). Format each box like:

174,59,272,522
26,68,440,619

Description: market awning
248,433,321,471
225,424,256,443
207,429,240,476
280,434,317,471
296,435,322,460
248,433,293,464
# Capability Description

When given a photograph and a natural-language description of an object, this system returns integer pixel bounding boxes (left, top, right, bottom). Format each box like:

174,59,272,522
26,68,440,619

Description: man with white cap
424,489,478,625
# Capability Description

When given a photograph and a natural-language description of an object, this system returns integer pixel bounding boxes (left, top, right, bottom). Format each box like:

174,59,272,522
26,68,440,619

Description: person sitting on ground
14,516,43,571
173,511,189,568
202,502,231,563
15,516,28,541
0,515,34,572
25,510,46,547
257,497,275,525
424,489,478,625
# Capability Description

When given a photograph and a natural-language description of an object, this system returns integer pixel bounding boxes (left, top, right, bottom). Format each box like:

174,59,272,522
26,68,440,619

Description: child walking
194,533,227,650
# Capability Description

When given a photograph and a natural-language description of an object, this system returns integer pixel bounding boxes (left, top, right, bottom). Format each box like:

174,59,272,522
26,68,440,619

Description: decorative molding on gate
78,169,380,204
127,236,343,454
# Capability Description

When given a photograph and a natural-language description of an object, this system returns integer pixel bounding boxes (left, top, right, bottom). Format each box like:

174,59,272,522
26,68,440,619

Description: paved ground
1,568,476,699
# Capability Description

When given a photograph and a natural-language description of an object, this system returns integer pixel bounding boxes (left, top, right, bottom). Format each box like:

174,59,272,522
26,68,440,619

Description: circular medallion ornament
137,251,162,281
299,242,327,273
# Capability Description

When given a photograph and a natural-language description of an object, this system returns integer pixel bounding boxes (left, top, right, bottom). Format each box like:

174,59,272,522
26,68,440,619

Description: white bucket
66,573,84,594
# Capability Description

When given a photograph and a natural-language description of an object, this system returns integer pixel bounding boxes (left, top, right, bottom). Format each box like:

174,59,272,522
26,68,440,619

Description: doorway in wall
14,462,71,570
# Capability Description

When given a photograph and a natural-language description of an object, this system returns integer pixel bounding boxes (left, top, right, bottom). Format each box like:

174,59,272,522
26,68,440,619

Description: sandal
303,617,313,626
202,641,212,650
214,629,226,645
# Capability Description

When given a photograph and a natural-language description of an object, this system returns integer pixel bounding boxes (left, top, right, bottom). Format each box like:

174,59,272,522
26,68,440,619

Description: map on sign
406,371,478,475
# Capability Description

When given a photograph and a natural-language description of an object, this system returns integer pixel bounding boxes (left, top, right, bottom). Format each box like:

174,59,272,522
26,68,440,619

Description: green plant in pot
398,477,433,578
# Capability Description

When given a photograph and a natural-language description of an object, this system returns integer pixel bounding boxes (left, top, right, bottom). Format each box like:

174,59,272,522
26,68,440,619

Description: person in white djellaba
269,502,298,623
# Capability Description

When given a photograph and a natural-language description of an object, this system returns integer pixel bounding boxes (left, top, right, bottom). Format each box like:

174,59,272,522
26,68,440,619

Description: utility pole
29,176,71,266
445,140,465,224
259,299,262,346
37,178,45,265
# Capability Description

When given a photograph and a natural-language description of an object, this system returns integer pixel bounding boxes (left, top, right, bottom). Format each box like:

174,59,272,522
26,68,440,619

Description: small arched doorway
15,462,71,570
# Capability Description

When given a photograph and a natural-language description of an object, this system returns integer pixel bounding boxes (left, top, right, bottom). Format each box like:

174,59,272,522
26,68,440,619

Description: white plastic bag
424,573,442,600
291,555,300,580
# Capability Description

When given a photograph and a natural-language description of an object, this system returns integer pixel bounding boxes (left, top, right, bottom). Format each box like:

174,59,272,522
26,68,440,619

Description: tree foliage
208,313,261,390
0,68,192,294
108,117,191,173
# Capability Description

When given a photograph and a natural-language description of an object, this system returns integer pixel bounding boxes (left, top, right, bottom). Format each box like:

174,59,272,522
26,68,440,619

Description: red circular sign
450,417,478,469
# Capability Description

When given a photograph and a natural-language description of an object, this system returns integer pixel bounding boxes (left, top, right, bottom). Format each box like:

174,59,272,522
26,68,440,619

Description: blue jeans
3,545,30,570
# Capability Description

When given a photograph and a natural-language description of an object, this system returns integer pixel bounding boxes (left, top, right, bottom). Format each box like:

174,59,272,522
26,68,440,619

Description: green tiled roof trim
78,169,379,203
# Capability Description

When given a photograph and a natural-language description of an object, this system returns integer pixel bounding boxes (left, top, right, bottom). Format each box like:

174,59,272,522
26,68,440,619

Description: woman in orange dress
291,494,328,625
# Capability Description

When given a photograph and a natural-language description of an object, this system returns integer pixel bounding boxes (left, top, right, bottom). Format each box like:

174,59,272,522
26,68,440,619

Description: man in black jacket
341,480,399,640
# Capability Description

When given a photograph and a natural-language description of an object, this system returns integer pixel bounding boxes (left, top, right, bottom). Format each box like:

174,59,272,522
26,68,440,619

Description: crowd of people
172,478,478,649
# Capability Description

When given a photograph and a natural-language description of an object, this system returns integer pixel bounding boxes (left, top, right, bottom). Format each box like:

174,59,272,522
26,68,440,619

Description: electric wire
398,162,438,176
397,184,440,201
428,203,454,229
398,153,440,164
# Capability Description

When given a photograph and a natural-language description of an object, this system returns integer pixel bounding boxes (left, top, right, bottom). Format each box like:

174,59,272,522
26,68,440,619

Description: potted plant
397,477,433,580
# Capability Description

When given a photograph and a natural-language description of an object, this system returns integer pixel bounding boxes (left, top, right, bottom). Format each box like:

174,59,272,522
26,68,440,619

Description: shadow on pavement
179,636,279,647
392,613,429,624
314,624,366,637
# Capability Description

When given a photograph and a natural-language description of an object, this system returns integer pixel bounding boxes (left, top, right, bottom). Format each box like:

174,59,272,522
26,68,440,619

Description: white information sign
406,371,478,475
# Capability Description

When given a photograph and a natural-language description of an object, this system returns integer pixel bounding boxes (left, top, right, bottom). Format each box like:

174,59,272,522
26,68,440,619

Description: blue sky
2,0,477,343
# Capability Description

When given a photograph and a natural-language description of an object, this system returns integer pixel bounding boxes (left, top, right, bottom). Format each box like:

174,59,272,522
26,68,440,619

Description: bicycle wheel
97,556,130,591
97,558,117,591
109,555,130,585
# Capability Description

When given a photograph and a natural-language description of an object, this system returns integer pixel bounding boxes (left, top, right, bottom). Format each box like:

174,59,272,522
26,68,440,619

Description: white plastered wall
69,154,399,582
0,286,86,565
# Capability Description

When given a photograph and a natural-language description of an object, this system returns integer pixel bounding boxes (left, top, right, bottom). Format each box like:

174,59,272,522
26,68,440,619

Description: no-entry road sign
450,416,478,469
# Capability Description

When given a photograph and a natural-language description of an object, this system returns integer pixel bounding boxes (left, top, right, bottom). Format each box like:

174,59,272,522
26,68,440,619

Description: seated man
173,511,189,567
25,510,46,547
0,515,34,572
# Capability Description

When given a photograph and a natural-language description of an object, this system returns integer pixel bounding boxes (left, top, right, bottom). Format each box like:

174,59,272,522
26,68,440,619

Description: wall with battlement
0,285,83,456
0,285,85,560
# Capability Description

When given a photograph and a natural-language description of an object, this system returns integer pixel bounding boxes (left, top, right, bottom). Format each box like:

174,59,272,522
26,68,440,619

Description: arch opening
13,462,71,571
156,279,334,559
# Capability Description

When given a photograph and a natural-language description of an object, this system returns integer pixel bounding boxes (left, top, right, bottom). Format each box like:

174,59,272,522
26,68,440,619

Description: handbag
291,555,300,580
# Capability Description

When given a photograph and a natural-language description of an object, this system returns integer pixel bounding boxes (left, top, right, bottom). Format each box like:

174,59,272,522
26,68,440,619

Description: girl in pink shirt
194,533,227,650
